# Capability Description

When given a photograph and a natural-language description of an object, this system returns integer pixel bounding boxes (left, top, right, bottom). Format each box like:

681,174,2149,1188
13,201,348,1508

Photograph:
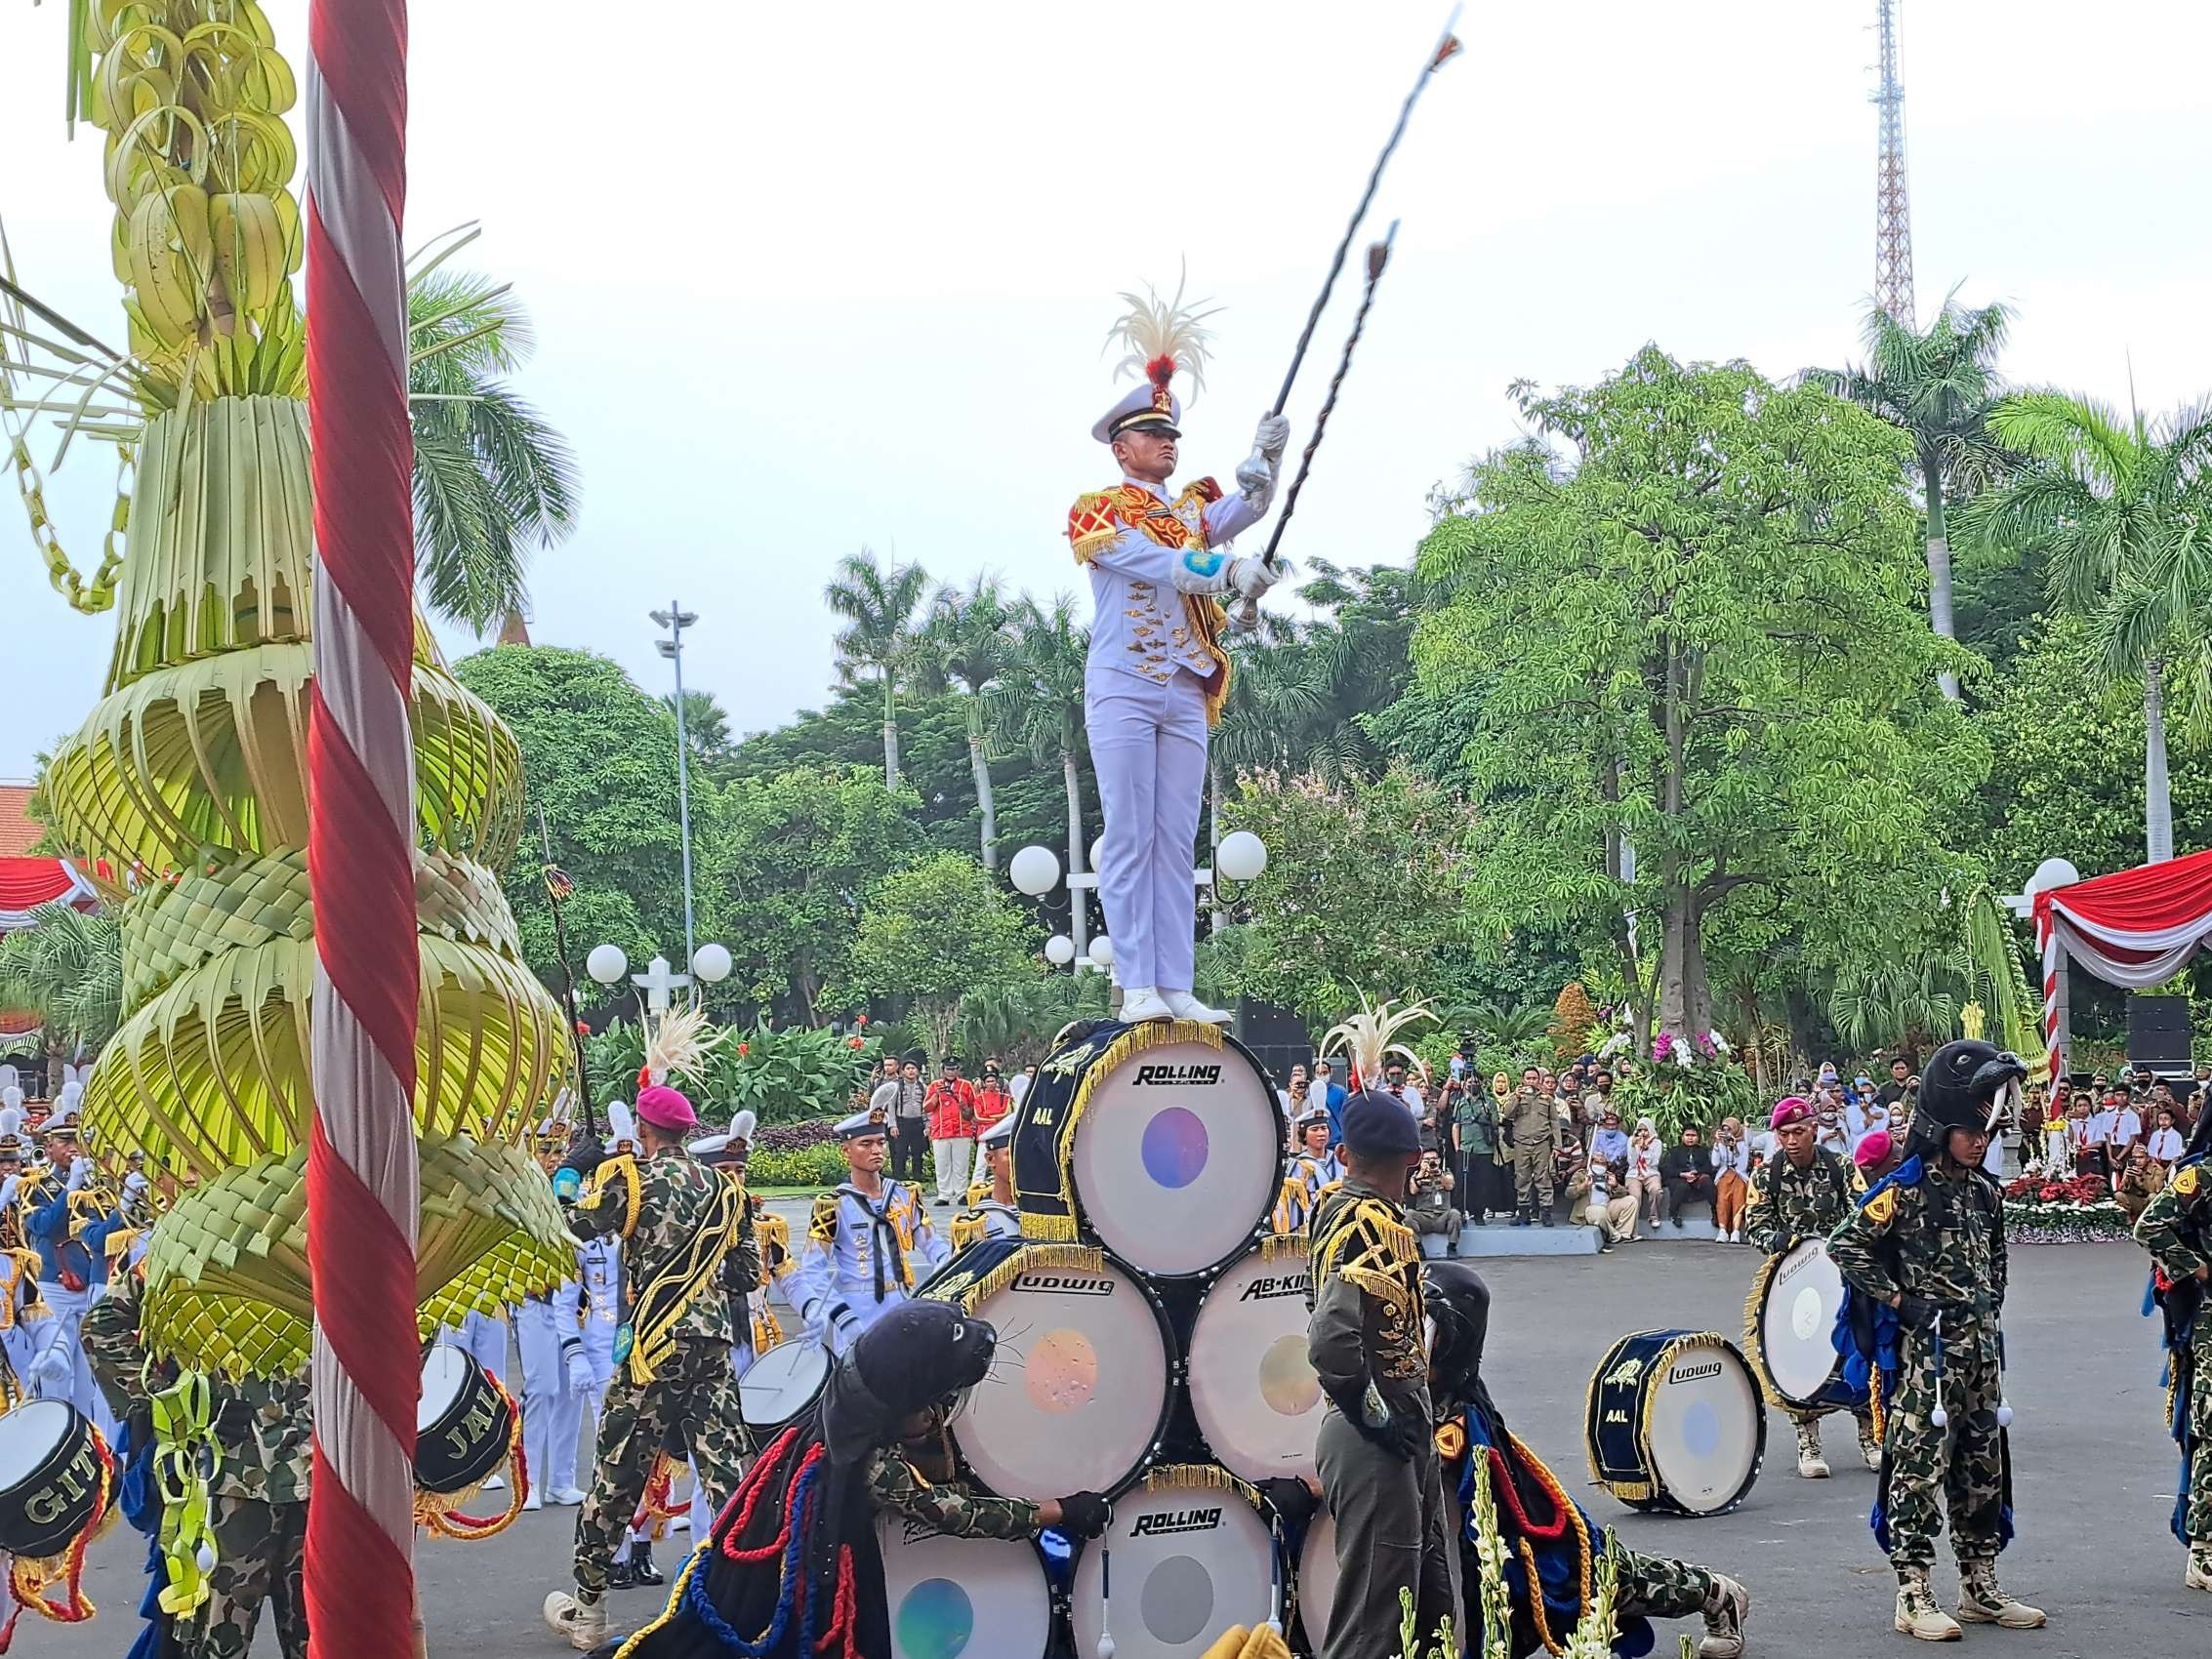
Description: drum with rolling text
1185,1237,1323,1485
879,1511,1056,1659
1069,1470,1282,1659
1584,1329,1765,1517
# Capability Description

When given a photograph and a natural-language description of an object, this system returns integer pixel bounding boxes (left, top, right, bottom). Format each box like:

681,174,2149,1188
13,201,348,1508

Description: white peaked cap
729,1110,758,1144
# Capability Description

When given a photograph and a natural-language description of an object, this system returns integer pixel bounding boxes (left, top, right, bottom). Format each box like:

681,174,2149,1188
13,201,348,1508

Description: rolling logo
1130,1508,1221,1538
1132,1064,1221,1087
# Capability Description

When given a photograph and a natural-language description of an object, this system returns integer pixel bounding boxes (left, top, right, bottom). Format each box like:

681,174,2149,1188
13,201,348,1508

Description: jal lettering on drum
1013,1275,1115,1297
1129,1507,1222,1538
446,1395,501,1458
1667,1359,1725,1386
1235,1273,1310,1303
1131,1064,1223,1088
22,1440,101,1527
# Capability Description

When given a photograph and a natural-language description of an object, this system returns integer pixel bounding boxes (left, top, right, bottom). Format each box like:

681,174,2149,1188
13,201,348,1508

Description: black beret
1342,1088,1420,1159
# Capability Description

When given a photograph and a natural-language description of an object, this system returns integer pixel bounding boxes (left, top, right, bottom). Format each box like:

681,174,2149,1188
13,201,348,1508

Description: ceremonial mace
538,806,599,1138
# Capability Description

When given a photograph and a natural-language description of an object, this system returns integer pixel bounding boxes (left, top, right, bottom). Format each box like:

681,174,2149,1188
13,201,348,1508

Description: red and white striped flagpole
305,3,422,1655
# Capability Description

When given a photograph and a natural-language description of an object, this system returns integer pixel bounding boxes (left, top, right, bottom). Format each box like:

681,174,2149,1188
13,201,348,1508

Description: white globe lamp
1088,934,1115,969
1217,830,1268,883
586,944,629,986
1088,835,1105,874
2026,857,2082,898
691,942,733,984
1009,844,1061,898
1045,934,1077,966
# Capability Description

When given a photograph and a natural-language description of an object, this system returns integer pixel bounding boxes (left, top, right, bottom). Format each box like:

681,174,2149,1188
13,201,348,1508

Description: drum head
1069,1038,1279,1276
949,1255,1169,1501
1645,1340,1763,1516
416,1346,470,1432
1186,1245,1322,1483
1295,1512,1337,1650
1071,1480,1277,1659
878,1514,1051,1659
1759,1240,1847,1406
739,1340,831,1432
0,1399,72,1485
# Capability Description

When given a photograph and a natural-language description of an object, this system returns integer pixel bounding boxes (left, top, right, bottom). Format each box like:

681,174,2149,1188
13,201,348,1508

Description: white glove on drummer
1229,554,1286,601
1236,413,1292,511
565,1346,595,1396
0,1175,17,1210
64,1155,91,1193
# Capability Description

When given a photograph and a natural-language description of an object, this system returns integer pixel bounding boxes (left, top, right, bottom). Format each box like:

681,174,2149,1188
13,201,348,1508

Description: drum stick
1268,1513,1285,1633
1927,1316,1947,1429
1096,1540,1115,1659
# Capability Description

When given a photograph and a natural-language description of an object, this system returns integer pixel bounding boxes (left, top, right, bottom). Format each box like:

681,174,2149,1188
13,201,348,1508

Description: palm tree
994,597,1093,961
407,264,580,635
665,689,736,781
1811,296,2015,701
921,579,1017,869
824,548,930,789
1967,390,2212,863
0,904,122,1093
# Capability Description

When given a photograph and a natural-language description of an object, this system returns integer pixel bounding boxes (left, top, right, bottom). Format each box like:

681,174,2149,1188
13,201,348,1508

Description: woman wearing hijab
1423,1263,1749,1656
1626,1117,1665,1232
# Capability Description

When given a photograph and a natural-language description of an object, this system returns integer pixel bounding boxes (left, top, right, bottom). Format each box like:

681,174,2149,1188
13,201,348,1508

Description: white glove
28,1341,71,1392
0,1175,18,1210
1237,413,1292,511
1228,555,1284,602
1254,413,1290,463
123,1172,149,1199
64,1156,91,1193
565,1347,595,1396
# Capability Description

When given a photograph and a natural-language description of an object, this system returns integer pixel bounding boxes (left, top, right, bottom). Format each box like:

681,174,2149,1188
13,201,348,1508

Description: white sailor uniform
786,1180,947,1356
515,1276,588,1503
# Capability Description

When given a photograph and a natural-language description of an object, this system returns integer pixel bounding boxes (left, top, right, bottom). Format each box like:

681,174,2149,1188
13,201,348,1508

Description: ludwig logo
1238,1274,1311,1302
1133,1064,1221,1087
1669,1359,1724,1385
1130,1508,1221,1538
1015,1275,1113,1296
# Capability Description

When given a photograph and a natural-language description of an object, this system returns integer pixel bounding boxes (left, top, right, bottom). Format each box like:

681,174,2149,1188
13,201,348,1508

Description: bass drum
1070,1470,1280,1659
1017,1027,1281,1278
931,1238,1175,1501
878,1511,1054,1659
1584,1330,1765,1517
1185,1239,1323,1484
1295,1512,1337,1655
1748,1238,1863,1413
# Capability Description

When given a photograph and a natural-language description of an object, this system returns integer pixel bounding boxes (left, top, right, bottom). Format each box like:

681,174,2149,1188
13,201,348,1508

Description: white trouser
514,1297,583,1498
931,1137,972,1204
1086,668,1208,994
30,1281,117,1440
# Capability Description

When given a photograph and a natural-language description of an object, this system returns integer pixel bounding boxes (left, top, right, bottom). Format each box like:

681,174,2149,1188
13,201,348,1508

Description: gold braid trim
956,1243,1106,1314
583,1154,643,1239
1020,1020,1224,1246
1144,1462,1262,1508
1741,1251,1785,1410
1258,1231,1308,1264
1311,1197,1419,1325
1581,1342,1653,1505
626,1176,744,1386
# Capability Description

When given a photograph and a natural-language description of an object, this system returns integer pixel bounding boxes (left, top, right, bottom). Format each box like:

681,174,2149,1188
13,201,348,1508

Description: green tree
705,765,927,1023
994,597,1095,959
1968,390,2212,864
1413,348,1987,1044
0,904,122,1091
1811,296,2016,701
452,646,696,993
918,578,1017,870
407,264,579,635
824,547,930,790
666,689,738,783
836,852,1041,1060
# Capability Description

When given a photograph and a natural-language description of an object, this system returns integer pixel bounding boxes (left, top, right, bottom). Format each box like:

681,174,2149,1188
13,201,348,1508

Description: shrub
746,1142,846,1189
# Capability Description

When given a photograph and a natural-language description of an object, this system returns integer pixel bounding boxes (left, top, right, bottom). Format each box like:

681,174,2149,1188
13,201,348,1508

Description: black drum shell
0,1400,104,1559
415,1348,512,1496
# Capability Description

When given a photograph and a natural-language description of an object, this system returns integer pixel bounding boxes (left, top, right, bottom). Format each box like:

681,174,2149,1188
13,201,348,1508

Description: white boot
2186,1545,2212,1592
543,1591,608,1652
1955,1560,2045,1629
1119,987,1172,1024
1794,1419,1829,1479
1858,1418,1882,1471
1894,1570,1962,1641
1162,989,1231,1025
1698,1572,1749,1658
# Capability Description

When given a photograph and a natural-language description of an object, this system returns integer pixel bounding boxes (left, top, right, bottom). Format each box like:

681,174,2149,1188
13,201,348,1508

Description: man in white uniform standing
1067,282,1289,1026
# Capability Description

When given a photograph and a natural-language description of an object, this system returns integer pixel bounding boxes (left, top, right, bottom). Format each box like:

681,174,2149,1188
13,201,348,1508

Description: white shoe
1119,987,1172,1024
552,1486,589,1506
1161,990,1231,1025
1698,1573,1749,1659
1711,1232,1727,1244
480,1474,505,1491
543,1592,607,1652
522,1490,544,1513
669,1513,691,1532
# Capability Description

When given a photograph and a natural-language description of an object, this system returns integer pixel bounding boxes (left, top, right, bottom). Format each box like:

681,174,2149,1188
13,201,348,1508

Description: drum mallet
1096,1539,1115,1659
1928,1315,1947,1430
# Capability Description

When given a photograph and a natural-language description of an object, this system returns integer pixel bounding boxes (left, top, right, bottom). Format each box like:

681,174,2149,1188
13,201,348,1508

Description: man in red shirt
924,1055,979,1207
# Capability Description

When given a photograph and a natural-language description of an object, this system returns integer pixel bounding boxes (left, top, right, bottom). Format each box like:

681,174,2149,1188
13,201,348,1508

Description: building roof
0,786,41,857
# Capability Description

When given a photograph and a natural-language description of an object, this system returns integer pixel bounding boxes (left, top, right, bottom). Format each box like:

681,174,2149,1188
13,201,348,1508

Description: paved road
31,1237,2207,1655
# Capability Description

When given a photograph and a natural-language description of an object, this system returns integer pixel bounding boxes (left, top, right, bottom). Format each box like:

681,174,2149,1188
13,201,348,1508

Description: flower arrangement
1606,1015,1756,1138
1999,1171,2131,1243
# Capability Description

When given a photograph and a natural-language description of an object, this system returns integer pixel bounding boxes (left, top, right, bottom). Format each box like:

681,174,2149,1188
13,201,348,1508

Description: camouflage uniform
1827,1158,2010,1573
1502,1087,1556,1216
84,1271,311,1659
866,1434,1044,1538
569,1148,759,1603
2134,1162,2211,1558
1307,1180,1454,1659
1615,1546,1717,1619
1743,1148,1873,1459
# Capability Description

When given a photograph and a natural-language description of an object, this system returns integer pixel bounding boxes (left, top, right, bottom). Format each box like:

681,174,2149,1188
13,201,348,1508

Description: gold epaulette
807,1192,841,1246
1067,491,1124,564
756,1209,792,1274
582,1153,643,1239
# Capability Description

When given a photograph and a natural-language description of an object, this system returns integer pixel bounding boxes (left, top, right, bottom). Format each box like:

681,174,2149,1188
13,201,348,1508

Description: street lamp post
1010,830,1268,974
588,940,735,1016
652,601,700,969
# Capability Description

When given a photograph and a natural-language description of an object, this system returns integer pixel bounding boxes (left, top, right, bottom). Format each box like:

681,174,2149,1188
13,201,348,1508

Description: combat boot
2186,1545,2212,1592
1858,1418,1882,1471
543,1591,609,1652
1892,1569,1961,1641
1697,1572,1749,1658
1539,1204,1556,1227
1512,1206,1531,1228
1956,1560,2045,1629
1793,1419,1829,1479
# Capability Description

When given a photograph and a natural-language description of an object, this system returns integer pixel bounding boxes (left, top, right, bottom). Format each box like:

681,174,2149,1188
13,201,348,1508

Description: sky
4,0,2212,779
